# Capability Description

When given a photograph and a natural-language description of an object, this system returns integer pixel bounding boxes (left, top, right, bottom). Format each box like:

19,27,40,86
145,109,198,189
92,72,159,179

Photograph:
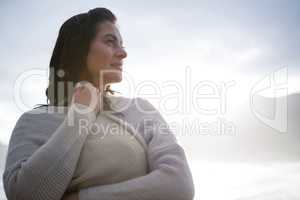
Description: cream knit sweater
3,95,194,200
67,110,148,192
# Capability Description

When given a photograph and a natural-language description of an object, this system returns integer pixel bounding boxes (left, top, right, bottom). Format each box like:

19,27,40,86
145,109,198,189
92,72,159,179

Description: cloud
1,0,299,145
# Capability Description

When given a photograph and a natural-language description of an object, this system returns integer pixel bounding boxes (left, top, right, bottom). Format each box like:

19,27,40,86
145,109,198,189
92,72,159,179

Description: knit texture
3,96,195,200
67,111,148,192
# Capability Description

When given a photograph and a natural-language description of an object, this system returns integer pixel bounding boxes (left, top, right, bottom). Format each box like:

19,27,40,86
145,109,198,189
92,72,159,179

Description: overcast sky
1,0,299,146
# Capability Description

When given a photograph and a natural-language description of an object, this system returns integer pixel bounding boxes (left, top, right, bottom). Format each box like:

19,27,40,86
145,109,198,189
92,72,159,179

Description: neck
79,70,108,93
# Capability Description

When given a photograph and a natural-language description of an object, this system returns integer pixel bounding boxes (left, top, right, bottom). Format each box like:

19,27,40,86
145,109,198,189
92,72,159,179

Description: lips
111,63,123,71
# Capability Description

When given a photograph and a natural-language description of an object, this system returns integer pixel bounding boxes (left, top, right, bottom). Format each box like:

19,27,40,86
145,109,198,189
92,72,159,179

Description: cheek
87,43,113,72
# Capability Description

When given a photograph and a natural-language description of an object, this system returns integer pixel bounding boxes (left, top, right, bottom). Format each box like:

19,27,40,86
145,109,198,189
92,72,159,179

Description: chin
106,74,122,84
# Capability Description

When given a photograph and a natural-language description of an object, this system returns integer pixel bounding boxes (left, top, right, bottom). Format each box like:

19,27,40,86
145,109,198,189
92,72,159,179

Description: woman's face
85,20,127,89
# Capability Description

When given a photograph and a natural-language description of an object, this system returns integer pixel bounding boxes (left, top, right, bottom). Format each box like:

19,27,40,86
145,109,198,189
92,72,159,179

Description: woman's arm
78,98,195,200
2,104,96,200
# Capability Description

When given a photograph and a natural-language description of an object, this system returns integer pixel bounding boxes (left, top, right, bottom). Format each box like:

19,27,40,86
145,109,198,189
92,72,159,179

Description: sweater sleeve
2,103,97,200
78,97,195,200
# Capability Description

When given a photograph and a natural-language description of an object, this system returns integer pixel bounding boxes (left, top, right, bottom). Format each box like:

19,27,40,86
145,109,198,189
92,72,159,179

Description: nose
115,47,127,59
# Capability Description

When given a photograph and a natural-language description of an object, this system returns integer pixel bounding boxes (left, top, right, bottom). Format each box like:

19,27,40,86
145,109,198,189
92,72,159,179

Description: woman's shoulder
15,105,66,129
9,106,65,143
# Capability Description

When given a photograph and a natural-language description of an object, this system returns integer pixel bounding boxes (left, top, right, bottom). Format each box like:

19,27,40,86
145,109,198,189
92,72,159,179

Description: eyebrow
104,33,123,46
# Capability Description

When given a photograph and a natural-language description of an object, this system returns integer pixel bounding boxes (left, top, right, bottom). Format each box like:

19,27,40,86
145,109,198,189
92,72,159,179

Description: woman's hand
72,81,103,114
62,192,79,200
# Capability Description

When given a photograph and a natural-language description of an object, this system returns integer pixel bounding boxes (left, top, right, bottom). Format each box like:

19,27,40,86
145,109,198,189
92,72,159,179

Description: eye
105,37,124,49
106,39,115,46
106,39,115,45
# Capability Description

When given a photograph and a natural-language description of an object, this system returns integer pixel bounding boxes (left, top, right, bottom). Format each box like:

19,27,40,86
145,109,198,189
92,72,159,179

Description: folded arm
78,98,195,200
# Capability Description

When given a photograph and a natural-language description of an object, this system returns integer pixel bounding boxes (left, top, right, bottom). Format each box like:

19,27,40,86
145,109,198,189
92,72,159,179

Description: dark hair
45,7,119,107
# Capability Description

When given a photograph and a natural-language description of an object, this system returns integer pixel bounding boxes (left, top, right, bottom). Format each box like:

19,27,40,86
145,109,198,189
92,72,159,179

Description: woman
2,8,195,200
